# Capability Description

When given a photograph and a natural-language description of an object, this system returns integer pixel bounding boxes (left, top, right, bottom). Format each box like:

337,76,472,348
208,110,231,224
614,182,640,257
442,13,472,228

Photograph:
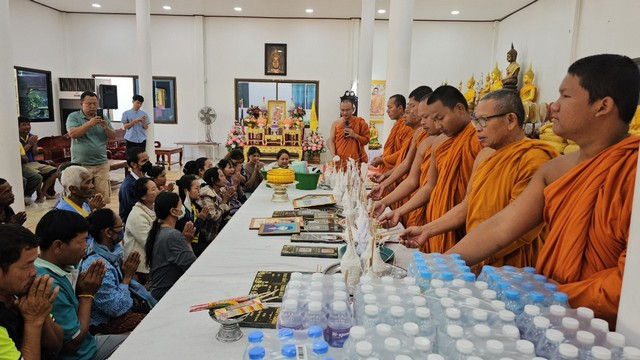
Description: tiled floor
22,168,184,231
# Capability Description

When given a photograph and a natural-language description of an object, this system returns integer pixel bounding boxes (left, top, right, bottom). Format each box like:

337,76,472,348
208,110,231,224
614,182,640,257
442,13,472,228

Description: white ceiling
33,0,536,22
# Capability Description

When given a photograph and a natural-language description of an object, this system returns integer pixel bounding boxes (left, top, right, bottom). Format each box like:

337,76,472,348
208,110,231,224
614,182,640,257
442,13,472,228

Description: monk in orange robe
329,98,369,169
370,95,442,226
401,90,558,268
434,54,639,328
371,95,415,173
379,86,482,248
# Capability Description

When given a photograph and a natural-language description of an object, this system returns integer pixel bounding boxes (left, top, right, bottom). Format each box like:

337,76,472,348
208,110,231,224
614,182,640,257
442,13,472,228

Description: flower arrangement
288,106,306,119
225,124,246,151
247,105,265,119
302,131,327,155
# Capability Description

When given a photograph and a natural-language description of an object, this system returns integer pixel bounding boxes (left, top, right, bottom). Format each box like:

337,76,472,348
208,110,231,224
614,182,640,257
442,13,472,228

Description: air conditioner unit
59,78,96,99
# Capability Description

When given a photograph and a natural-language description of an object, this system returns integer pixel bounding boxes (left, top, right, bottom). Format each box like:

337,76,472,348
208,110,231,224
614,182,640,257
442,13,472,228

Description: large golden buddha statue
503,43,520,91
478,74,491,100
464,75,477,113
490,63,503,91
520,64,537,103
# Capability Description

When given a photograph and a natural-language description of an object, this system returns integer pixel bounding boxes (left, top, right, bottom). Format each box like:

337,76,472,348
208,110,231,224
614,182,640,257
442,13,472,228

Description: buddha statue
464,75,477,113
520,64,537,103
503,43,521,91
479,74,491,100
490,63,503,91
368,123,381,150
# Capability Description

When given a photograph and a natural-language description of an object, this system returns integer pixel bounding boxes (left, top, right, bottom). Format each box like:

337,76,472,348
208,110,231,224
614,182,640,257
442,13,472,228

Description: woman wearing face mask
145,192,196,301
175,175,210,257
216,159,243,216
81,208,156,334
123,178,159,285
198,167,235,242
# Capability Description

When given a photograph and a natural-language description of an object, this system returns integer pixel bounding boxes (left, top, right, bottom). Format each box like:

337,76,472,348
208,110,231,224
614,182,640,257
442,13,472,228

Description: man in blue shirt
121,95,150,150
35,210,126,360
118,147,151,224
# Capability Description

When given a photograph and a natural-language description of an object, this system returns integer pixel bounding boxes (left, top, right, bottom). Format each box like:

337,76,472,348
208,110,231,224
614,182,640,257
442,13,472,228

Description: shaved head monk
400,89,558,268
377,86,483,255
441,54,640,328
371,94,414,172
329,95,370,169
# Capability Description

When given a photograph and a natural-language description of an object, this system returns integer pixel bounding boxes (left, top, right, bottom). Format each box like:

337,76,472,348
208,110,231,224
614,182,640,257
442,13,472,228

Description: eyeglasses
470,112,511,127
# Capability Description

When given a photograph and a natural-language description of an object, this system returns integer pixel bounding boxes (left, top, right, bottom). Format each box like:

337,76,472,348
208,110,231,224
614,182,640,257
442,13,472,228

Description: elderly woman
123,177,159,285
82,208,156,334
198,167,234,242
145,192,196,300
56,165,105,216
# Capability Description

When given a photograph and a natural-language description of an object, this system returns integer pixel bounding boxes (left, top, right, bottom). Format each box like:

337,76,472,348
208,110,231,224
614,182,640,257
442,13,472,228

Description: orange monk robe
420,122,483,254
405,141,435,227
335,116,370,170
466,138,558,268
380,117,415,173
537,135,640,328
392,130,429,212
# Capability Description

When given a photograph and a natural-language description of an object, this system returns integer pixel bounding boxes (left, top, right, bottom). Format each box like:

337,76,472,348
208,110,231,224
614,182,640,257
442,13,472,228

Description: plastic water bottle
502,325,521,340
303,301,327,329
387,306,406,329
589,346,613,360
576,331,596,360
504,290,524,315
275,343,297,359
382,337,402,359
515,339,536,360
623,346,640,360
243,331,265,360
469,308,489,327
444,307,463,328
552,292,570,308
536,328,564,359
589,319,609,345
453,339,475,360
413,336,432,357
605,332,626,359
310,340,331,359
324,301,352,348
418,270,433,292
278,299,304,330
524,316,551,345
402,322,420,338
354,341,374,359
557,343,580,359
361,305,380,327
517,305,541,335
247,345,266,360
414,307,436,341
372,323,392,355
477,265,496,283
576,307,595,329
438,324,464,358
561,317,580,342
342,326,366,360
495,310,517,328
485,339,505,359
470,324,491,353
548,305,568,327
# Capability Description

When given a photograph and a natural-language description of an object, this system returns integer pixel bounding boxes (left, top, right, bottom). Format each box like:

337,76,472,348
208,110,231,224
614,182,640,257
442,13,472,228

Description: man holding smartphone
66,91,116,204
329,95,370,170
121,95,150,150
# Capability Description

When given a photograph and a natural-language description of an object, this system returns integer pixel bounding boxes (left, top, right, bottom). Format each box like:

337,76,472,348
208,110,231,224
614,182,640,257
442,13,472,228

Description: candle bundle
189,290,277,313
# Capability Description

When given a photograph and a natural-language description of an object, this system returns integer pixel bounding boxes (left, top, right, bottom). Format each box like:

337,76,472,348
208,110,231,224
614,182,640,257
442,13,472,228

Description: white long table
111,183,410,359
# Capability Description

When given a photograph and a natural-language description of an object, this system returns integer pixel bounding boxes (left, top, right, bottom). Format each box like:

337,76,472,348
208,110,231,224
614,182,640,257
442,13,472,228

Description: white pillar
357,0,375,124
136,0,155,158
0,0,25,211
383,0,414,142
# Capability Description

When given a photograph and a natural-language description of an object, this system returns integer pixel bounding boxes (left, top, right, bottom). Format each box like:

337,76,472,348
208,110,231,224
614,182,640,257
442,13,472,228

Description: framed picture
370,79,386,122
267,100,286,124
292,194,336,208
265,43,287,76
152,76,177,124
258,222,300,236
249,217,304,230
14,66,54,122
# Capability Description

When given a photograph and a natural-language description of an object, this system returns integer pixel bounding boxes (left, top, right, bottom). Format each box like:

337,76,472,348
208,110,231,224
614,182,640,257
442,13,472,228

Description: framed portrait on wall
152,76,177,124
14,66,54,122
265,43,287,76
370,80,386,122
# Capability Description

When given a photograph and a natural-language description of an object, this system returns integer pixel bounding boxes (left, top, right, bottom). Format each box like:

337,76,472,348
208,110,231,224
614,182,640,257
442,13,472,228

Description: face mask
172,207,185,220
141,161,153,174
116,229,125,242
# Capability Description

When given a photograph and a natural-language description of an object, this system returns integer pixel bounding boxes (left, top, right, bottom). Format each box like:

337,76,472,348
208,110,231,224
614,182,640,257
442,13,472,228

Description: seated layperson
176,175,208,256
145,192,196,301
0,223,63,360
198,167,234,243
263,149,291,170
123,178,159,285
217,159,243,216
81,209,155,335
57,166,105,216
0,178,27,225
20,143,42,206
147,165,175,192
242,146,265,196
194,157,213,182
18,116,57,201
226,149,249,202
35,210,126,360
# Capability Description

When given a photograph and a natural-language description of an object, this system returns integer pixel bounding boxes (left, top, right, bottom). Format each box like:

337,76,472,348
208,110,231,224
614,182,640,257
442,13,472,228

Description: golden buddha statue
490,63,503,91
368,123,381,149
520,64,537,103
478,74,491,100
464,75,477,113
503,43,521,91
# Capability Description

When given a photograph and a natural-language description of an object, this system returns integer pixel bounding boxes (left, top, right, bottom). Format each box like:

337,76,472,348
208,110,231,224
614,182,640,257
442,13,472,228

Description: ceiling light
377,9,386,14
451,10,460,15
163,5,171,10
234,7,242,12
92,3,101,8
305,8,314,13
